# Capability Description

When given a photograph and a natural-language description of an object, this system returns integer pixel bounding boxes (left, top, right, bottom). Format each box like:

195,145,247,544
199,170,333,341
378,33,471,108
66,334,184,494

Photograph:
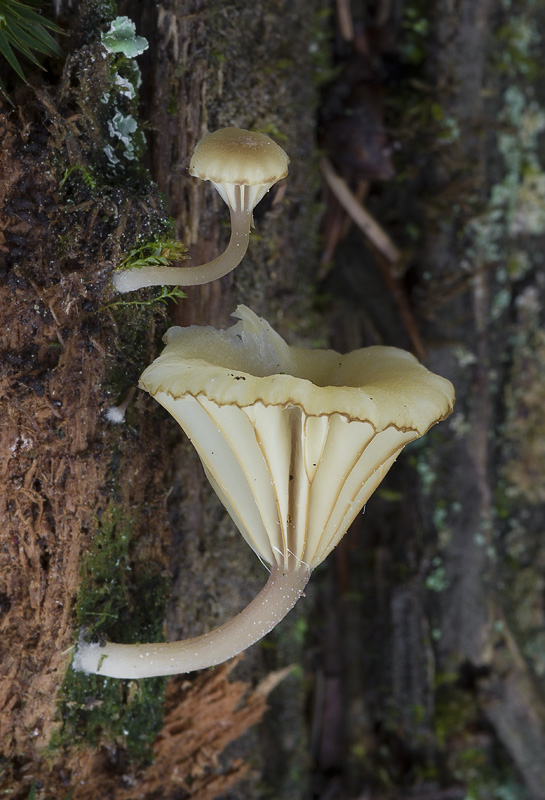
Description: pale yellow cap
140,305,455,435
189,128,289,187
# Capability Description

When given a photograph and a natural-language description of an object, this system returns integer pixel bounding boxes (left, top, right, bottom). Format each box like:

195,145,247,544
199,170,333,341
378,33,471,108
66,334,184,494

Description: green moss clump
434,675,530,799
54,505,169,763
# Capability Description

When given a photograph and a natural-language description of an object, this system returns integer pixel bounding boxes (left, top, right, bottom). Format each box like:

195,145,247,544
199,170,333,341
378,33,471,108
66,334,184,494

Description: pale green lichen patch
107,110,138,159
101,57,146,167
501,288,545,504
425,556,449,592
462,15,545,337
53,23,173,281
80,16,149,170
466,81,545,267
101,15,148,58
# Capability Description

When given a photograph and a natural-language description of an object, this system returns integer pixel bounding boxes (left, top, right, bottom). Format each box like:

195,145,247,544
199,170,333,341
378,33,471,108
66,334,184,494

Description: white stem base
73,563,311,679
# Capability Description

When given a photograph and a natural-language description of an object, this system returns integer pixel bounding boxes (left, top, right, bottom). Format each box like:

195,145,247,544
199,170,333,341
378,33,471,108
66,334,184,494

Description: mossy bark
4,1,545,799
0,17,175,789
0,0,324,798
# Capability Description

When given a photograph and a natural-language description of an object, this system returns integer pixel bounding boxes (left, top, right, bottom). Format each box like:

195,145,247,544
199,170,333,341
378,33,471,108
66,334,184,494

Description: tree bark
1,0,323,797
3,1,545,799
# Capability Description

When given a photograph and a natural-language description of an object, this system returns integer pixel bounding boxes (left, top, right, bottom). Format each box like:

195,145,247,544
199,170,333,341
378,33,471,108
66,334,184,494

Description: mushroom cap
139,307,455,571
189,128,289,187
141,305,454,436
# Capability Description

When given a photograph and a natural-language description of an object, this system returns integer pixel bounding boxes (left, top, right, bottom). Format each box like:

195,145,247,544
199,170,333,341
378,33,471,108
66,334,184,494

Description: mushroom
74,306,454,678
113,129,289,293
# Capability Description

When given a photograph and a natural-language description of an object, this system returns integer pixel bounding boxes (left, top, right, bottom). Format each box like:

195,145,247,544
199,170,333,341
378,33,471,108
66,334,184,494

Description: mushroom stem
112,186,253,293
73,562,311,679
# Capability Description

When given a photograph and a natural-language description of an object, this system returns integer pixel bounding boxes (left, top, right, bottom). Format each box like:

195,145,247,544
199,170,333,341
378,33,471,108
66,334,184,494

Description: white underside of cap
212,181,270,213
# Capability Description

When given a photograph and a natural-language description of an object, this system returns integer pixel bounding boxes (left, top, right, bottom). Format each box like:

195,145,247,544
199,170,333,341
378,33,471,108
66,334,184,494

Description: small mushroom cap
189,128,289,187
141,305,454,435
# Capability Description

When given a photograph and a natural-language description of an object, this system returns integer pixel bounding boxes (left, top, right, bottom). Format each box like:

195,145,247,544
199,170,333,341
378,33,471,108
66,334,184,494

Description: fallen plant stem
319,179,370,277
320,158,427,361
320,157,400,263
375,251,428,362
336,0,354,41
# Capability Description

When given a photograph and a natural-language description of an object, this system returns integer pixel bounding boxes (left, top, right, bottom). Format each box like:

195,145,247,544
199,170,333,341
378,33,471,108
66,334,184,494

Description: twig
319,158,427,361
336,0,354,41
376,0,393,27
319,180,369,279
339,179,370,240
320,158,400,263
375,251,428,362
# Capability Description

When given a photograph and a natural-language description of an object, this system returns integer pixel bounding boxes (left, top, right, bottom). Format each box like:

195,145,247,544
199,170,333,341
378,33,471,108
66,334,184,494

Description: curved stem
73,563,311,679
112,205,252,293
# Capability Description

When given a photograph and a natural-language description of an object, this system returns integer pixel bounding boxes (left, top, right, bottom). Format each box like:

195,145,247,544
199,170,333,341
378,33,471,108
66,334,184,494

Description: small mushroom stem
73,562,311,679
112,185,253,293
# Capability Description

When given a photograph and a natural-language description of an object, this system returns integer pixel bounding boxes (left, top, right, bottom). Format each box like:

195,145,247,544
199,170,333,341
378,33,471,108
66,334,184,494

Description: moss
52,43,174,287
54,669,166,765
75,504,168,641
433,677,529,799
399,3,431,66
48,266,174,762
103,292,173,397
72,0,117,43
53,504,169,762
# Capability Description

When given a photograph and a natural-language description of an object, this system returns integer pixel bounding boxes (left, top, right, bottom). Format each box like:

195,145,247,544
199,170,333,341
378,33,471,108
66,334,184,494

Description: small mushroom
113,128,289,293
74,306,454,678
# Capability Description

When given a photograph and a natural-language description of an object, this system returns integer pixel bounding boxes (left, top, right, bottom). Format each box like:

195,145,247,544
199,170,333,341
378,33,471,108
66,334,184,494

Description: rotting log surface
4,0,545,798
0,84,172,771
1,0,324,798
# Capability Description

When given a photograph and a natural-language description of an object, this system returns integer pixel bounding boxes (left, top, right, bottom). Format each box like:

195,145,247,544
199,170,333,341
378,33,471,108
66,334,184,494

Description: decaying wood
1,1,323,797
2,658,290,800
0,83,171,769
3,0,545,798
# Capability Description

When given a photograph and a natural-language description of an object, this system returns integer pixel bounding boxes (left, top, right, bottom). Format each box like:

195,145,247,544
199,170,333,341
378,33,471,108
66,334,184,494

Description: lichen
502,323,545,504
460,13,545,346
425,556,449,592
101,15,148,58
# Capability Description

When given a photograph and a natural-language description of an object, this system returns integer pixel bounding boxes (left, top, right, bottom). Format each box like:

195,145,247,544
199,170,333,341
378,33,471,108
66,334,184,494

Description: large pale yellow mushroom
74,306,454,678
113,128,289,293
